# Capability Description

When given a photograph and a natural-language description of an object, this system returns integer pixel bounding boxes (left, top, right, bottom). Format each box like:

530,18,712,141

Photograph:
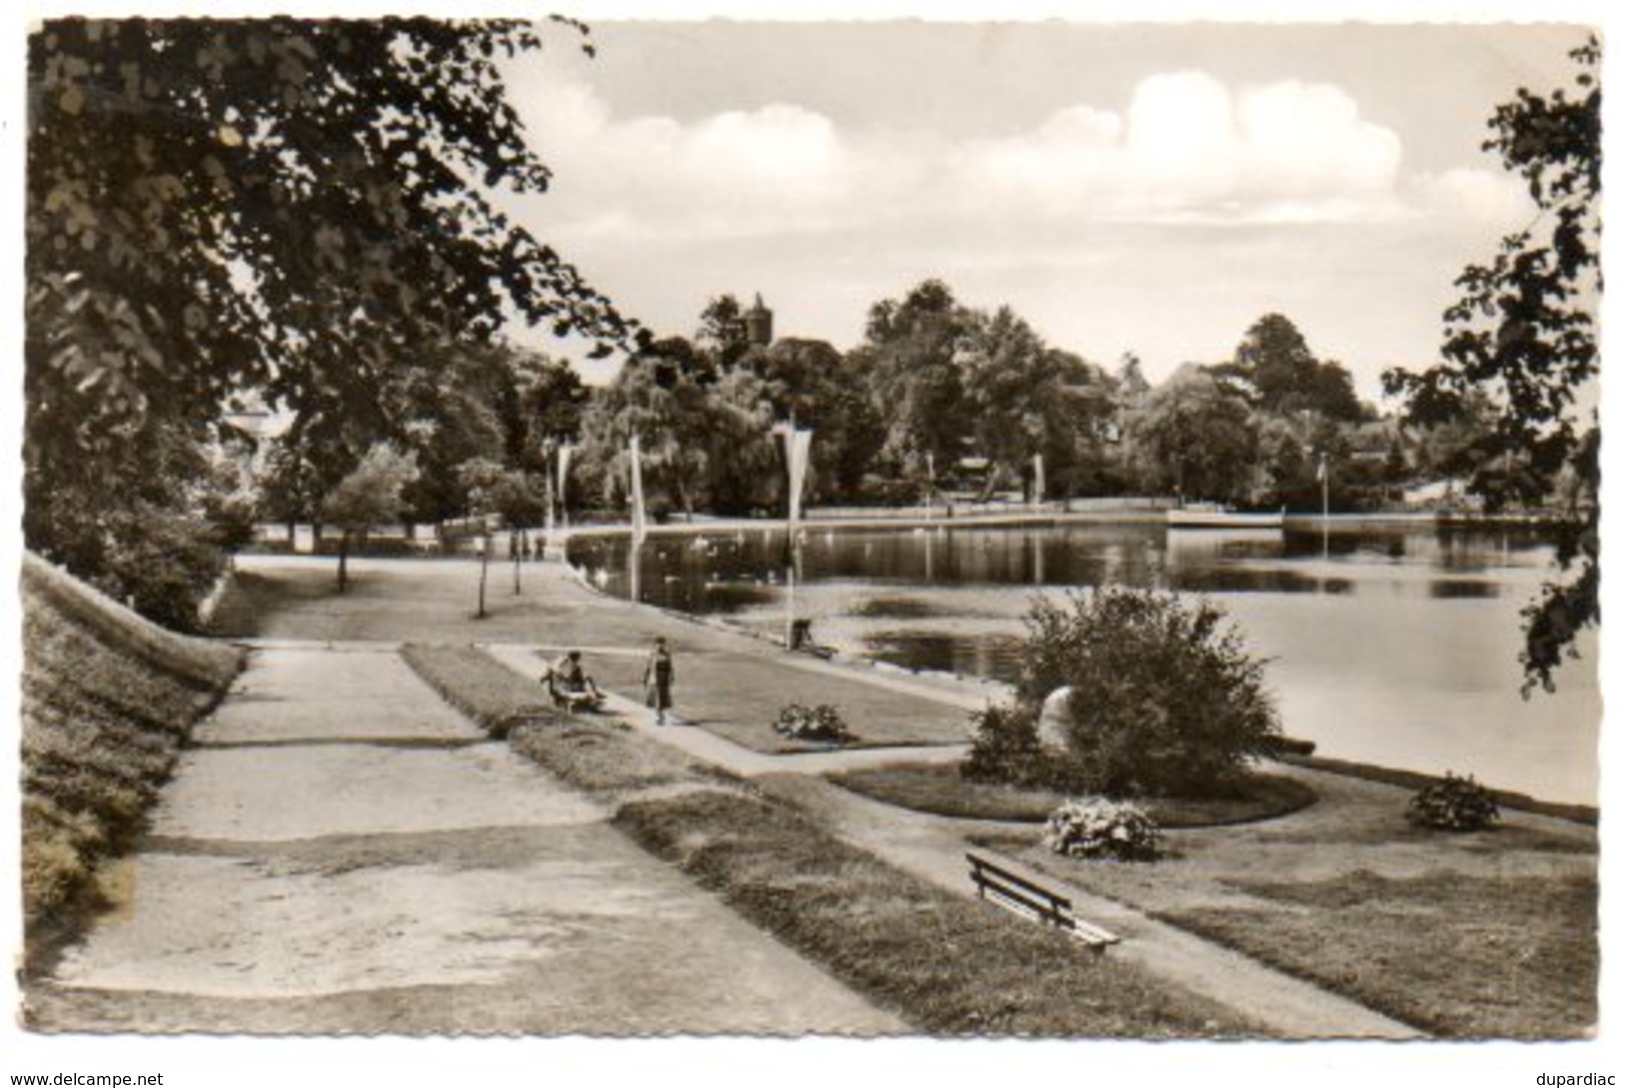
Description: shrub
1043,797,1163,861
1407,773,1500,831
963,703,1060,787
97,509,229,633
1016,588,1279,798
773,702,855,744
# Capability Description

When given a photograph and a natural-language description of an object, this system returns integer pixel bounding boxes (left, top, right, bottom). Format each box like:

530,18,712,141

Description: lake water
567,520,1600,805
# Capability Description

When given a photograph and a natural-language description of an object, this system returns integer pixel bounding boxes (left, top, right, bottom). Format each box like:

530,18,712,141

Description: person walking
643,636,675,725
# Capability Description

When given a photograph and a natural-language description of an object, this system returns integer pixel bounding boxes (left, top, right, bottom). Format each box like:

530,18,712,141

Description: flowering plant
1407,772,1500,831
773,702,855,744
1043,797,1162,861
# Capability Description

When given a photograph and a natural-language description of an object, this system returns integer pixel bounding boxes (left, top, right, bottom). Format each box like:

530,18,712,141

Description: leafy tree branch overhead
1383,36,1601,695
26,16,640,617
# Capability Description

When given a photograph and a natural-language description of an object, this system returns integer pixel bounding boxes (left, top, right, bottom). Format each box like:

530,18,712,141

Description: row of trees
274,281,1521,545
564,289,1406,518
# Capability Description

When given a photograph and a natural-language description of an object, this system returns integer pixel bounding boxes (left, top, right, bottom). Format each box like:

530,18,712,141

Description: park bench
966,852,1120,952
542,668,607,714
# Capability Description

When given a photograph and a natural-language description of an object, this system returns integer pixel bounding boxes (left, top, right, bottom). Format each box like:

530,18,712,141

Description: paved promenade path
28,642,903,1035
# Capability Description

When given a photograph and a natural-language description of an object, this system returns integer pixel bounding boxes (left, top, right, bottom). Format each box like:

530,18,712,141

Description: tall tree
321,443,419,591
26,17,636,616
860,279,973,480
577,341,718,518
514,352,590,469
695,294,752,375
1039,350,1121,498
1130,368,1259,504
958,305,1051,493
1221,314,1365,422
1383,36,1600,693
738,337,879,503
390,341,514,524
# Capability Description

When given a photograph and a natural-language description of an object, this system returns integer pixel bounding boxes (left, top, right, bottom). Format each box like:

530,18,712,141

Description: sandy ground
27,645,904,1035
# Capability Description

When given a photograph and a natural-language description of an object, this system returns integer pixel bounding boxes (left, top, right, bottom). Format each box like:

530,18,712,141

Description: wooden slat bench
966,852,1120,952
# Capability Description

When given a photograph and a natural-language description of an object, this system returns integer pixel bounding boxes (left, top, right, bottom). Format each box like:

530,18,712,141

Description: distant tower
745,293,774,347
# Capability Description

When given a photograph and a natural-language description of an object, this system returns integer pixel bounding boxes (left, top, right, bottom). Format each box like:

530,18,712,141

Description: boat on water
1166,502,1285,530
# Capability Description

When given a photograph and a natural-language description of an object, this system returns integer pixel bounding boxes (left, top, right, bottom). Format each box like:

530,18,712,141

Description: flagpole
557,442,572,533
775,423,813,649
629,434,646,547
1320,453,1329,561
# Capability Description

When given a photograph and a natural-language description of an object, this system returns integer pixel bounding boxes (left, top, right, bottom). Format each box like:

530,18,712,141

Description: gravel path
27,646,904,1035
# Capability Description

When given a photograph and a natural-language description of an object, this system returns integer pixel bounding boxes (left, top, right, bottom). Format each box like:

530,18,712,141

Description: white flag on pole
1317,454,1327,483
629,435,647,545
557,444,573,508
1032,453,1045,503
787,429,813,529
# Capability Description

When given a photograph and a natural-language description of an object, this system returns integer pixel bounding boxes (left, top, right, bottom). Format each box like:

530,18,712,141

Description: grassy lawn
615,789,1259,1037
1160,870,1597,1038
993,766,1597,1039
581,650,972,753
1277,753,1598,826
830,761,1317,827
398,642,562,737
403,642,1265,1037
399,643,717,794
22,555,244,968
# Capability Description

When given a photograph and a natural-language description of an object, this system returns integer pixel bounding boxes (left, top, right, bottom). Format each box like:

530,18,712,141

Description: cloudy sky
497,21,1589,396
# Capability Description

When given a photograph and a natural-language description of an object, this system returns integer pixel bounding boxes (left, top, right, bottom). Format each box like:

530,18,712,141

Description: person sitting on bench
545,650,605,711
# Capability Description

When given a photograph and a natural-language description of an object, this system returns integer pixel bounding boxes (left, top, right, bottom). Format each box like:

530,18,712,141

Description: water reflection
566,519,1593,804
571,521,1555,609
569,522,1543,668
1429,580,1502,600
851,596,951,619
867,630,1025,682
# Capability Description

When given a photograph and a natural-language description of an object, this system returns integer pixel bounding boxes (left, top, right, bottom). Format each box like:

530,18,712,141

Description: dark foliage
1407,773,1502,832
1017,589,1280,798
1382,36,1600,693
27,17,635,627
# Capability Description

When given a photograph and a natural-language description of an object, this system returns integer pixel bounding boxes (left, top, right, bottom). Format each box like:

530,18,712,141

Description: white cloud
510,63,867,239
1239,81,1401,194
1410,167,1533,226
1126,71,1239,187
955,72,1406,223
508,61,1528,244
505,56,1541,398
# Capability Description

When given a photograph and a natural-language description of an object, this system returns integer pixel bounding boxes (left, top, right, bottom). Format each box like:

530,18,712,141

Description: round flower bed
773,702,855,744
1407,772,1500,831
1043,797,1162,861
